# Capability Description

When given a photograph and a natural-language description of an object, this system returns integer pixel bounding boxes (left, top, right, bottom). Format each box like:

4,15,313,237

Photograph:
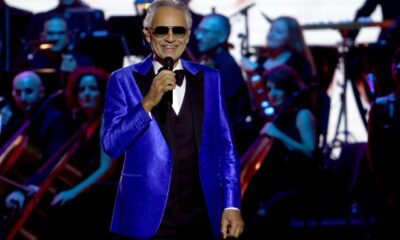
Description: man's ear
185,29,191,44
218,32,228,44
143,28,151,43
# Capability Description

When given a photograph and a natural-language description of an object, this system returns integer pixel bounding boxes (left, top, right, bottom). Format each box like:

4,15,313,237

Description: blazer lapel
186,69,204,150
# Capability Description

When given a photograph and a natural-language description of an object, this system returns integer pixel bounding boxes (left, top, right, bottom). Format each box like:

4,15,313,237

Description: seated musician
2,70,71,204
241,65,318,239
26,15,93,87
4,67,115,238
241,16,329,146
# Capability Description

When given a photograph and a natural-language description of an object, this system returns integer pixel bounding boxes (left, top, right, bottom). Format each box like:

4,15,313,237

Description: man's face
12,73,44,113
143,6,190,64
43,18,69,52
195,16,225,52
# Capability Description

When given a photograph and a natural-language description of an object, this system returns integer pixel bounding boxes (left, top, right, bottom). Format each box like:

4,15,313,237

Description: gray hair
143,0,192,29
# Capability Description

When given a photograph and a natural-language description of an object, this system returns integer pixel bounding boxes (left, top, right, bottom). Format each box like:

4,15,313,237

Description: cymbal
302,19,395,30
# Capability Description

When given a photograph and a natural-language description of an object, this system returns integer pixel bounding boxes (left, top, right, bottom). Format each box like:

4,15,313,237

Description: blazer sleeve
102,71,152,159
212,69,241,209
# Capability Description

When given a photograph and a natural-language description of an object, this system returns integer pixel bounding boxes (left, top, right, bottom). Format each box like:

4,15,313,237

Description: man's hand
60,54,77,72
5,191,25,210
221,209,244,239
51,189,78,206
142,70,176,112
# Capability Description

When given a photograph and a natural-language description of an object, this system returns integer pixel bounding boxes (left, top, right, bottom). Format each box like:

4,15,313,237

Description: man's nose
165,30,175,42
20,92,28,101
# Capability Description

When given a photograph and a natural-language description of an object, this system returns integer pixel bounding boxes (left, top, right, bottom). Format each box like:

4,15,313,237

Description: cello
240,88,308,198
4,116,101,240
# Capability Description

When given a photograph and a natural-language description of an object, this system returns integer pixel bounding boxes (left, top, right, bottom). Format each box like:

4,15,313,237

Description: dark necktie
174,70,185,86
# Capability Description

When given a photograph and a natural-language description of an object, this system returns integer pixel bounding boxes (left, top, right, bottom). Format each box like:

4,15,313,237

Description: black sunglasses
148,26,188,38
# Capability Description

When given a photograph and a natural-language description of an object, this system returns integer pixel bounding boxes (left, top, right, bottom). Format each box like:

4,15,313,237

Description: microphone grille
164,57,174,71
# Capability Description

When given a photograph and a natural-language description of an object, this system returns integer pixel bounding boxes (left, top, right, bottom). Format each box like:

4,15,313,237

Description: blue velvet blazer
102,55,240,239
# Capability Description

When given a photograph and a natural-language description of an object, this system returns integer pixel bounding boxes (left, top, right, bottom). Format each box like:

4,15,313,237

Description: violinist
241,16,316,86
241,16,329,146
241,65,318,240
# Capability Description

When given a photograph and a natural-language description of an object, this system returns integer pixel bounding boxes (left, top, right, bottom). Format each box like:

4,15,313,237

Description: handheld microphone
163,57,173,109
164,56,173,71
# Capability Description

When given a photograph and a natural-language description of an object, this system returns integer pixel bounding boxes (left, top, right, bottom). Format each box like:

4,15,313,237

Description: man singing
101,0,244,239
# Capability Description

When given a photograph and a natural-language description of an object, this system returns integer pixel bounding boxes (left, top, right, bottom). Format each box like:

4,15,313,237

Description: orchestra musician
27,15,93,87
241,65,318,240
241,16,330,147
241,16,316,86
0,71,71,175
3,67,114,239
195,13,257,155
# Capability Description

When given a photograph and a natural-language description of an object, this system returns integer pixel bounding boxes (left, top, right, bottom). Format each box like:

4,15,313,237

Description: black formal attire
131,67,214,240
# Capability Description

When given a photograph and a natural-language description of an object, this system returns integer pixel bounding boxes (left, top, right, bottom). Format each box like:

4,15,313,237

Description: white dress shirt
153,60,186,115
